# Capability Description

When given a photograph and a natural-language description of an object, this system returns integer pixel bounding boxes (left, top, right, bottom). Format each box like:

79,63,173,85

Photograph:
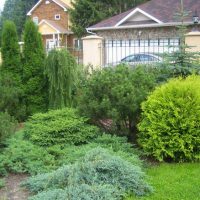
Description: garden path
0,174,29,200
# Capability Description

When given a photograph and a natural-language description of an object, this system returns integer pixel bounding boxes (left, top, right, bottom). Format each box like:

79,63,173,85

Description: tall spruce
44,49,78,109
0,20,25,120
23,19,47,116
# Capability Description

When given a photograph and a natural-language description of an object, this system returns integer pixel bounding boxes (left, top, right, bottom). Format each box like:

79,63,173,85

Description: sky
0,0,5,11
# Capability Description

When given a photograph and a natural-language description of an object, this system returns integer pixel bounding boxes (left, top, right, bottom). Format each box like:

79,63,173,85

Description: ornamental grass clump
138,75,200,162
23,148,152,199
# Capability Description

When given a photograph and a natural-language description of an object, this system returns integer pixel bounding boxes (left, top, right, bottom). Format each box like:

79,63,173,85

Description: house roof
55,0,72,9
27,0,71,16
39,19,73,34
88,0,200,30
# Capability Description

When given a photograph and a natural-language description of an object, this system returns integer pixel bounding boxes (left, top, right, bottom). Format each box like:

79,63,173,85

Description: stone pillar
185,31,200,52
82,35,104,69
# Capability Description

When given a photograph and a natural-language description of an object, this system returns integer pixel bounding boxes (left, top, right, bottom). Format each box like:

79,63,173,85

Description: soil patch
0,174,29,200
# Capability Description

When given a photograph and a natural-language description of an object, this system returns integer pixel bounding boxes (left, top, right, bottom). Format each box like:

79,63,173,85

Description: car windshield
139,54,158,62
121,55,138,62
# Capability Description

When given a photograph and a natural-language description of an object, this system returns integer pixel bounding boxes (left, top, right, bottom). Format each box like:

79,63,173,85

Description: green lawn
126,163,200,200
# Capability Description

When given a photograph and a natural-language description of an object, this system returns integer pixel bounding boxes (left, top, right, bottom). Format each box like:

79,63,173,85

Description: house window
74,39,83,49
55,14,61,20
33,17,39,25
45,0,50,4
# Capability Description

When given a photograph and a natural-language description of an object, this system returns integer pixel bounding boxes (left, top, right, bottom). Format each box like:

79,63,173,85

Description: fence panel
103,38,180,66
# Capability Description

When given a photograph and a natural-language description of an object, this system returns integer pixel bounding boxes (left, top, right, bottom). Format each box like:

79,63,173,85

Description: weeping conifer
45,49,78,109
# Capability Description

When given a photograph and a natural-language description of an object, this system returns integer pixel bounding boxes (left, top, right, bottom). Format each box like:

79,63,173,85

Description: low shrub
138,75,200,162
0,132,141,176
29,184,121,200
23,148,152,199
0,112,16,145
24,108,100,146
78,65,157,140
0,132,56,176
45,134,141,167
29,185,120,200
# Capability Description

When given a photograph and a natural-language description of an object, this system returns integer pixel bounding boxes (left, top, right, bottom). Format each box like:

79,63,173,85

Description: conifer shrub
46,133,141,167
78,65,156,140
24,108,100,146
23,148,152,199
138,75,200,162
0,132,56,176
0,132,140,176
29,185,120,200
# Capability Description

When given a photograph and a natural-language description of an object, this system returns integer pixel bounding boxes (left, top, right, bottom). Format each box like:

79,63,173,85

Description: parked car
120,53,162,66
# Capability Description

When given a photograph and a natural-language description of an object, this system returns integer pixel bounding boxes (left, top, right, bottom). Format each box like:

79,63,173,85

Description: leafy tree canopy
1,0,38,36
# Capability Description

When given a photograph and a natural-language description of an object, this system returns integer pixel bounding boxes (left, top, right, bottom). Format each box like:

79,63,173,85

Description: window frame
33,16,39,25
55,14,61,20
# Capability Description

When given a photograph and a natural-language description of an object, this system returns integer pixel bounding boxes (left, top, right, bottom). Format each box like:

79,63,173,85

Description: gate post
82,35,104,69
185,31,200,52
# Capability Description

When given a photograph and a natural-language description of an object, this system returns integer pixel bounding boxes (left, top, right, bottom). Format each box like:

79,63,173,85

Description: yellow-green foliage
138,75,200,162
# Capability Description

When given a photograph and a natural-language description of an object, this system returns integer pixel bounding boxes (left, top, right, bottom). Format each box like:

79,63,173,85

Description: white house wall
127,12,152,22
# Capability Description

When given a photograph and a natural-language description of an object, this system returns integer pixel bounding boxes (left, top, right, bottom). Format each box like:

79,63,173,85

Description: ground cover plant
138,75,200,162
126,163,200,200
0,132,56,175
0,133,141,176
23,148,152,200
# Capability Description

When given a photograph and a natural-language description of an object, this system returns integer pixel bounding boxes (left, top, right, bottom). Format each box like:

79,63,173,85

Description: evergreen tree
70,0,150,37
163,0,200,76
23,19,47,116
45,49,78,109
0,20,25,120
1,20,21,74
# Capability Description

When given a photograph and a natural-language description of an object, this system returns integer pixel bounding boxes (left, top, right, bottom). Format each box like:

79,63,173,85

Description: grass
126,163,200,200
